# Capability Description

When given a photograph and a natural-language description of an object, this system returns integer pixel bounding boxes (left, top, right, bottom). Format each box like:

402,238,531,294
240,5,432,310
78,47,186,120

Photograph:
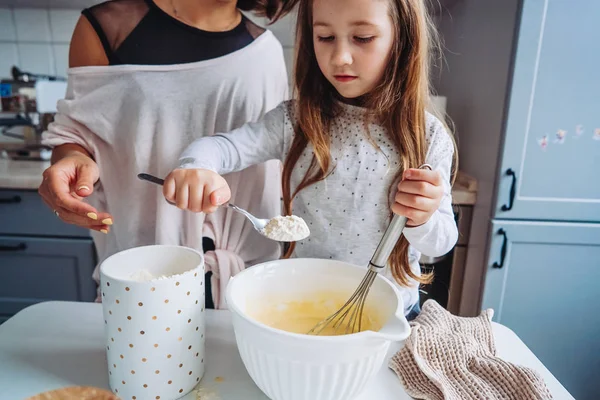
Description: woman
38,0,295,308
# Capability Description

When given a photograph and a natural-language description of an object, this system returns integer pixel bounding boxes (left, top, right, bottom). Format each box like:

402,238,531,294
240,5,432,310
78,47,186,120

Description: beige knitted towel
389,300,553,400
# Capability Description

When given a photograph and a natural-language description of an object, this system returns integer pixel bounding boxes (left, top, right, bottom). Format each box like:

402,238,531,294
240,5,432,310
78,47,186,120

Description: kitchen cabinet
435,0,600,398
0,188,97,323
493,1,600,222
0,189,89,237
482,221,600,399
0,236,96,314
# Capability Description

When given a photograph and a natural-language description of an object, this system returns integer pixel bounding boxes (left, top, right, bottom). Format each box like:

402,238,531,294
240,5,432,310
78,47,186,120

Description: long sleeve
402,115,458,257
42,93,98,159
178,102,290,174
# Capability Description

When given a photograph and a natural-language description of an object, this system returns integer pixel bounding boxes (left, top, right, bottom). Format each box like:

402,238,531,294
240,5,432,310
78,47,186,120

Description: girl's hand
392,168,445,227
163,169,231,213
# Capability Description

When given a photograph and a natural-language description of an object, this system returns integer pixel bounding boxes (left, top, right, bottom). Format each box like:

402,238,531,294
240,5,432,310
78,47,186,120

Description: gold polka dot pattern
101,259,205,400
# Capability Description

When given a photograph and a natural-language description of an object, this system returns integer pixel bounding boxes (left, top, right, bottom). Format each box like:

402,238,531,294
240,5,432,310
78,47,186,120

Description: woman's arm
38,15,113,232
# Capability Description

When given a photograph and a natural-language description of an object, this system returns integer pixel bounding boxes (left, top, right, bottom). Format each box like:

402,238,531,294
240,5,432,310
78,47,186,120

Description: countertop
0,301,574,400
0,158,478,205
0,158,50,191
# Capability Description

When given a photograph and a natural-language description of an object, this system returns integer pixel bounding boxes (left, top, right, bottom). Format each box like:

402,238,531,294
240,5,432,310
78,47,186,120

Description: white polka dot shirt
179,101,458,313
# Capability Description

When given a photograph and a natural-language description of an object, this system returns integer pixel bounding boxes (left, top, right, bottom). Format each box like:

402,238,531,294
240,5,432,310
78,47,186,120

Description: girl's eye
355,36,375,44
317,36,335,42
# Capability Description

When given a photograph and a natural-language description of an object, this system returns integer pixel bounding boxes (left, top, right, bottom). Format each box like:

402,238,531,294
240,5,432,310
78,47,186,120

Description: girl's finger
397,180,438,198
403,168,443,186
394,192,436,212
188,182,205,213
175,182,189,210
391,203,428,224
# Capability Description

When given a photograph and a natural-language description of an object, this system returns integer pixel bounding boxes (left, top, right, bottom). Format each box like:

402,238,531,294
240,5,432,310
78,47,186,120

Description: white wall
0,6,296,80
0,8,80,78
434,0,521,316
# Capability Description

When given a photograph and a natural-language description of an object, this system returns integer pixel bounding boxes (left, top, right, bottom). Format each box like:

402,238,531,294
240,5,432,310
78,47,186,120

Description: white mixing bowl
225,258,411,400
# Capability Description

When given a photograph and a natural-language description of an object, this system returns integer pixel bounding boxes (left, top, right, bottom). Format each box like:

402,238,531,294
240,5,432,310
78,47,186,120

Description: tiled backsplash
0,8,79,78
0,7,296,81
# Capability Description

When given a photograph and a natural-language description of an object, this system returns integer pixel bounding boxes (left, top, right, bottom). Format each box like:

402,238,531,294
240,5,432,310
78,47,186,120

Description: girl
163,0,459,317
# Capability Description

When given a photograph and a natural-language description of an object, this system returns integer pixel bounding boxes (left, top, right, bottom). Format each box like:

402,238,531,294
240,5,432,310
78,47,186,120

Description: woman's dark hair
237,0,299,22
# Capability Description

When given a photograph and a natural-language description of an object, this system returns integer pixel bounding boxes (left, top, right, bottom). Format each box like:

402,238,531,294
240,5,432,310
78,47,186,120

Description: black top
82,0,265,65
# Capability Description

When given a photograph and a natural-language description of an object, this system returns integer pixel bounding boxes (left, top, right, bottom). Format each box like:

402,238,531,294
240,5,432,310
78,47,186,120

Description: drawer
0,189,91,237
0,236,97,316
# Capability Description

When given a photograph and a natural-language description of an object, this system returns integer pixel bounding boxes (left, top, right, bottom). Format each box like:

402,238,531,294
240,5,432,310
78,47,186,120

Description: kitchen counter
0,158,49,190
0,158,479,204
0,301,574,400
452,171,477,205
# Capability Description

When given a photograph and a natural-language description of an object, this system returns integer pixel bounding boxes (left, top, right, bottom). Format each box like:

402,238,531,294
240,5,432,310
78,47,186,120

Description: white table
0,301,574,400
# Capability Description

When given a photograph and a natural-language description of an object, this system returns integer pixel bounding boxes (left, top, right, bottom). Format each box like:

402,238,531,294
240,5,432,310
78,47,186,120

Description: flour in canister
128,270,187,282
261,215,310,242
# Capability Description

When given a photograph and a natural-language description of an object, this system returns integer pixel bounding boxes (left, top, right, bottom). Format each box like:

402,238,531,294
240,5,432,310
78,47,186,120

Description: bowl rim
225,257,405,342
99,244,204,283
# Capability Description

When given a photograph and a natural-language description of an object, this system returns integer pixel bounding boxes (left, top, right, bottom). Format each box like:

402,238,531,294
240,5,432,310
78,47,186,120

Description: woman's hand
39,147,113,233
392,168,445,227
163,168,230,213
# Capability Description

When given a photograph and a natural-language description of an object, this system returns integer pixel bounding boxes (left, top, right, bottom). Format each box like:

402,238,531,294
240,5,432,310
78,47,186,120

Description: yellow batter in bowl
248,292,382,336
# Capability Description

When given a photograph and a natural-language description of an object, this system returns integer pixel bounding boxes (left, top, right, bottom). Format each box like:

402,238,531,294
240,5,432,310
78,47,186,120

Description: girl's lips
334,75,358,82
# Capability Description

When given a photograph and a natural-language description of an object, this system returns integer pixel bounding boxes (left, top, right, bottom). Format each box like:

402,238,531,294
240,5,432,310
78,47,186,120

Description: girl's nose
332,43,353,67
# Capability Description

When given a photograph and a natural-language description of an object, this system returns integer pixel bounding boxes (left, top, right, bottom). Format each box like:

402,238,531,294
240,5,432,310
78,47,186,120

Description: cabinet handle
0,195,22,204
501,169,516,211
0,243,27,252
492,229,507,269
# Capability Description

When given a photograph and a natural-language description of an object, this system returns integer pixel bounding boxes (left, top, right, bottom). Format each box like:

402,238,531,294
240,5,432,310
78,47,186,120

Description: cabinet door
0,236,97,320
482,221,600,400
0,190,91,237
496,0,600,221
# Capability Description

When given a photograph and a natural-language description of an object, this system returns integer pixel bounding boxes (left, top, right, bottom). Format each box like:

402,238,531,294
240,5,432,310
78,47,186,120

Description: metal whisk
307,164,432,336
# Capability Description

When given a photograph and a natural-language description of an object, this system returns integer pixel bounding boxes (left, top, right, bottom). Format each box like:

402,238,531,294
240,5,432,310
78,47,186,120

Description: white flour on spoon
261,215,310,242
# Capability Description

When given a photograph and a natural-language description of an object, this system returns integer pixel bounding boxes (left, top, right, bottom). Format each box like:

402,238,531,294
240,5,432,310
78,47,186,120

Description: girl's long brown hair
282,0,457,286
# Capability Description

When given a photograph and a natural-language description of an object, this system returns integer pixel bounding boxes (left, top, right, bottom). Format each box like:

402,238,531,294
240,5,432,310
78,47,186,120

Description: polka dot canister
100,245,205,400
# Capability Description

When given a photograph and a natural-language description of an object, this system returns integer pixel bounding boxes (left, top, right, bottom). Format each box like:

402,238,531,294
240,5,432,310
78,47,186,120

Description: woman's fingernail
404,171,411,179
100,229,108,234
87,212,98,220
78,185,90,192
102,218,113,225
215,196,222,205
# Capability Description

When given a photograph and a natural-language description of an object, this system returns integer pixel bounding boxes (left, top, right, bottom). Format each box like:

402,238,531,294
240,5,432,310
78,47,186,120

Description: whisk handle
368,164,431,271
369,214,408,270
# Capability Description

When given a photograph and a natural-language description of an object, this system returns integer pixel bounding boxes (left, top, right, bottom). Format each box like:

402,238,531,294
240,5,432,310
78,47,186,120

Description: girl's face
312,0,395,100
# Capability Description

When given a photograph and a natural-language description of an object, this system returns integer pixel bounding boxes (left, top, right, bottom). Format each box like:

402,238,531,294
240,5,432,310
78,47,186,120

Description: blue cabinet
437,0,600,397
495,0,600,222
0,189,91,237
0,189,97,322
0,236,97,315
482,221,600,399
485,2,600,398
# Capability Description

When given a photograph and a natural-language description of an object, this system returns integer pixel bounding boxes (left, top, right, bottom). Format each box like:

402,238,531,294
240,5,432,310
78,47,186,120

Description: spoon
137,173,308,242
